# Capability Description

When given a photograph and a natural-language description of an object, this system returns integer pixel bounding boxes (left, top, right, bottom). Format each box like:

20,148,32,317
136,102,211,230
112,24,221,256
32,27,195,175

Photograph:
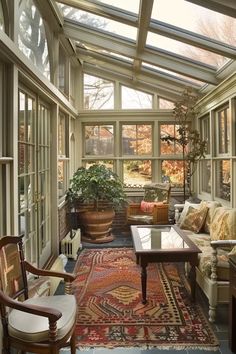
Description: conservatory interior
0,0,236,353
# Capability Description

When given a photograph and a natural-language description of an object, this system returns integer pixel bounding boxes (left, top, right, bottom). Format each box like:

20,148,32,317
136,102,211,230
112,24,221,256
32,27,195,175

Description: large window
121,86,153,109
122,124,152,156
160,124,183,155
58,112,69,198
84,124,114,156
84,74,114,110
18,0,50,79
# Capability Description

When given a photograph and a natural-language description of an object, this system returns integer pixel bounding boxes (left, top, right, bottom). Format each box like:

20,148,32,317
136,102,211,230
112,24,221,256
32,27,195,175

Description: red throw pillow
140,200,162,213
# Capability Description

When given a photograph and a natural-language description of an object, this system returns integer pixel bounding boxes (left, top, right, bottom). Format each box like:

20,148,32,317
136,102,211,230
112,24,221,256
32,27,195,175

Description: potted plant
66,164,127,243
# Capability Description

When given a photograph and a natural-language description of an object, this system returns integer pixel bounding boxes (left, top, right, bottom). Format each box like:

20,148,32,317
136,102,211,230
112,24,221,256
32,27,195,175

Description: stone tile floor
59,233,234,354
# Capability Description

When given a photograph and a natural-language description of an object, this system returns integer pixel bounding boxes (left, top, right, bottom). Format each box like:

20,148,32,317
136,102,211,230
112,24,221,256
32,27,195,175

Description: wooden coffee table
131,224,201,304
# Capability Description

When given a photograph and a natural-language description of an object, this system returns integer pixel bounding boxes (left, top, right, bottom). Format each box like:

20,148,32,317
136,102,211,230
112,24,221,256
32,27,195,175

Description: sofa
175,200,236,323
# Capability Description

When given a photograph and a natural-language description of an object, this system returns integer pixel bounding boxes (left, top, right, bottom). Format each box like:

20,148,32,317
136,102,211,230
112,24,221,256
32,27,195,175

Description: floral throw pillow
210,207,236,240
180,205,209,233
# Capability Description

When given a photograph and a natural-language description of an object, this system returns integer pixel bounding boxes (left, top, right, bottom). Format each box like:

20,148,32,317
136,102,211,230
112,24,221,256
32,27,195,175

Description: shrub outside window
123,160,152,187
122,124,152,156
215,160,230,201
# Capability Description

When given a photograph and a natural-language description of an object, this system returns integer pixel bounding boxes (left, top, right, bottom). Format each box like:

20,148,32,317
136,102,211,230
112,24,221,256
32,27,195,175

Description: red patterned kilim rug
73,247,219,350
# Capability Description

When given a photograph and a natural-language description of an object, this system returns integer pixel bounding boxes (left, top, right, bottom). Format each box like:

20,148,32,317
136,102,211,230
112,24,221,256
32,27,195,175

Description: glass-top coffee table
131,224,201,304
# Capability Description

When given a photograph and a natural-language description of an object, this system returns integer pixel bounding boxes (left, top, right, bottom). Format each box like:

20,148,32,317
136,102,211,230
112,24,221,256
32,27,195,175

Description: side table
229,255,236,352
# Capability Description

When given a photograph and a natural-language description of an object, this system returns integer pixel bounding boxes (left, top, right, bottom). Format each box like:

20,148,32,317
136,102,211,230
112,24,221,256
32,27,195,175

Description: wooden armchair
0,235,77,354
126,183,171,225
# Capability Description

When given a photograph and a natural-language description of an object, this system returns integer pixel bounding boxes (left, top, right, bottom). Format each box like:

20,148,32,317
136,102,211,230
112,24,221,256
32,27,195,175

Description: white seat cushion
8,295,76,342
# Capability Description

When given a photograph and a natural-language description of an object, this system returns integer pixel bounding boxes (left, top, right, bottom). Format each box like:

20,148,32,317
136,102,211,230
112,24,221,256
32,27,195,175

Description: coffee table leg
141,264,147,304
189,264,196,301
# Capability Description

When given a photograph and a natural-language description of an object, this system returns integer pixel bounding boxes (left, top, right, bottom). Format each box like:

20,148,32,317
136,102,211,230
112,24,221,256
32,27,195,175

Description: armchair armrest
209,240,236,282
0,289,61,322
25,261,75,294
210,240,236,248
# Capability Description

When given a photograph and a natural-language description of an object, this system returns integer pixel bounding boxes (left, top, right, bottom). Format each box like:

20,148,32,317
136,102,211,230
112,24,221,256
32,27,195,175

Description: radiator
61,229,81,260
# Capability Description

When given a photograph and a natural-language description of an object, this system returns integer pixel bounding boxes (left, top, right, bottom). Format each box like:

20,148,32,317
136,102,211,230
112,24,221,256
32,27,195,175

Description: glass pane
59,5,137,40
218,106,230,154
19,92,26,141
200,115,210,154
200,160,211,194
27,97,34,143
215,160,230,201
122,125,152,155
121,86,153,109
160,124,182,154
0,1,4,31
58,112,68,156
18,0,50,79
85,125,114,156
147,32,228,69
162,160,184,188
152,0,236,47
59,47,66,93
159,98,174,109
135,226,189,251
84,74,114,110
123,160,152,187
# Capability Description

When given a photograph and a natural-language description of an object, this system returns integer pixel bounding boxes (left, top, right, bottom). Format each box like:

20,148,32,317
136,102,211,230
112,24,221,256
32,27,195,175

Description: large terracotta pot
79,209,115,243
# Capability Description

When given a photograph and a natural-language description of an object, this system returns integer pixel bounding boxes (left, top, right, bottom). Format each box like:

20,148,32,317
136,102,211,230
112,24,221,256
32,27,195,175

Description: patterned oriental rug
73,248,219,350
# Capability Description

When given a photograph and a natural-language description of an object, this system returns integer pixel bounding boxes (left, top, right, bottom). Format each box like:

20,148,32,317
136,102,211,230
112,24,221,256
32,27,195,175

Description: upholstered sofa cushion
180,205,209,233
8,294,77,342
210,207,236,240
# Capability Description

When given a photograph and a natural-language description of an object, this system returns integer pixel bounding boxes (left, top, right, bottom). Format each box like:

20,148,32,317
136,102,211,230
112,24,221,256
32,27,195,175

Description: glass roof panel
146,32,228,69
152,0,236,46
59,4,137,40
95,0,140,14
142,62,205,86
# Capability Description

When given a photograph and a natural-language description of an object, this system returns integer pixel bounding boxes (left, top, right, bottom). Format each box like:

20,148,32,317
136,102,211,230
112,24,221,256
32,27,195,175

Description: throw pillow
210,207,236,240
180,205,209,233
140,200,163,213
200,201,222,234
177,201,202,225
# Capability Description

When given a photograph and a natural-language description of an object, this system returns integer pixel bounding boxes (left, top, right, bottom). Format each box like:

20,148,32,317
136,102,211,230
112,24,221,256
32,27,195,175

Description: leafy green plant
66,164,127,211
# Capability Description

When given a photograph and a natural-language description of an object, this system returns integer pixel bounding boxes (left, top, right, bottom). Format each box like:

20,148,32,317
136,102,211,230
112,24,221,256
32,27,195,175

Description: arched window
0,1,5,30
18,0,50,79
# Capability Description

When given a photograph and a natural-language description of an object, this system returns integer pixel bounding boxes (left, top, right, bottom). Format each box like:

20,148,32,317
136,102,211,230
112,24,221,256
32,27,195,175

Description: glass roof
56,0,236,101
151,0,236,45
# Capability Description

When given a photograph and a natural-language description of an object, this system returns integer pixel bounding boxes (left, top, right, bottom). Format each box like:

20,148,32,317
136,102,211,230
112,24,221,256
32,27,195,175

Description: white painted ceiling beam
64,21,218,84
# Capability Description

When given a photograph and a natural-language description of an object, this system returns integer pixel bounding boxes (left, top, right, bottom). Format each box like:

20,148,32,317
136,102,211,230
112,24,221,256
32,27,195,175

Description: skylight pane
142,62,205,86
96,0,139,14
152,0,236,46
146,32,228,69
60,4,137,40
